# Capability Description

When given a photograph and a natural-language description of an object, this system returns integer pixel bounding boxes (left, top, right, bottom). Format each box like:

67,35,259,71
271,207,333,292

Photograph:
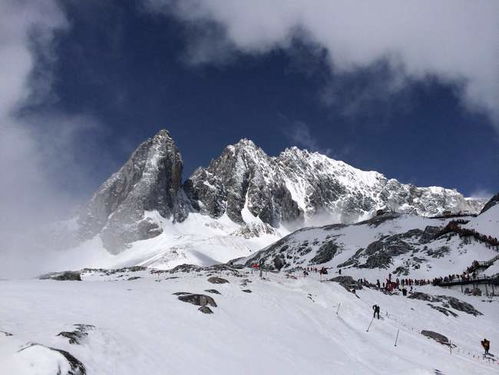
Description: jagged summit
77,129,485,253
78,129,188,252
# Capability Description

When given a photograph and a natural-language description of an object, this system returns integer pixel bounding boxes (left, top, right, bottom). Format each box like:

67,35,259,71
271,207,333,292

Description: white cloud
0,0,93,277
285,120,332,156
146,0,499,125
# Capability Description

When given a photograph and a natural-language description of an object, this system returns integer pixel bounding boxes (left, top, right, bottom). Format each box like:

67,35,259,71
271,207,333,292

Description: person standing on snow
372,304,380,319
481,338,490,355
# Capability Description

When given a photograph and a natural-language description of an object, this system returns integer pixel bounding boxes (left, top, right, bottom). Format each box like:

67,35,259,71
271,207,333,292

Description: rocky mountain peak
78,129,188,252
78,130,485,254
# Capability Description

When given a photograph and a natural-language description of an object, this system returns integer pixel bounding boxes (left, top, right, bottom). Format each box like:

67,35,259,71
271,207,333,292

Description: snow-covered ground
1,268,497,374
32,212,286,275
465,204,499,238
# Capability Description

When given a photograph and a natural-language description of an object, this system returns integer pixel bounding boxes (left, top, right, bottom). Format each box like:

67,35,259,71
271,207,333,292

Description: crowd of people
375,270,488,290
431,272,481,285
302,267,329,277
440,221,499,247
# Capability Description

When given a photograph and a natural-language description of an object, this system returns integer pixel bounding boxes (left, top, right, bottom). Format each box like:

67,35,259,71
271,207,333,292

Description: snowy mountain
76,129,484,261
186,139,482,227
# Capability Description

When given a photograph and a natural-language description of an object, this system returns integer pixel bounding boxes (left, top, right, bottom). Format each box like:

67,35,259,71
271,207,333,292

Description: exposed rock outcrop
421,330,453,346
207,276,229,284
40,271,82,281
177,293,218,313
57,324,95,345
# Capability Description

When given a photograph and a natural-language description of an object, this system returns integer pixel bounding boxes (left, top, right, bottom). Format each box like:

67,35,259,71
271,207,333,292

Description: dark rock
273,255,286,270
178,294,217,307
40,271,81,281
241,289,252,293
420,330,452,346
427,304,458,317
426,246,450,258
437,295,482,316
329,276,363,293
409,292,482,316
57,324,95,345
393,266,409,276
170,264,203,274
480,192,499,214
205,289,221,295
198,306,213,314
310,241,340,264
1,330,13,336
207,276,229,284
172,292,191,296
240,278,252,287
355,213,400,227
420,226,442,243
127,276,140,281
408,292,437,302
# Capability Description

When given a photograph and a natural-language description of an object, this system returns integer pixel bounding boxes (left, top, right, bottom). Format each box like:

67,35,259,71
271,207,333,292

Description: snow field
0,269,497,375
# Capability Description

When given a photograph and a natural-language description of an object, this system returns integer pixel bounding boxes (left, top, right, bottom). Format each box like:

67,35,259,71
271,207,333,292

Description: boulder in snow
207,276,229,284
420,330,453,347
178,294,217,308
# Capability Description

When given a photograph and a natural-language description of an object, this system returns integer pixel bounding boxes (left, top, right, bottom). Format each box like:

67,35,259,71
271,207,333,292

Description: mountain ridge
77,129,485,254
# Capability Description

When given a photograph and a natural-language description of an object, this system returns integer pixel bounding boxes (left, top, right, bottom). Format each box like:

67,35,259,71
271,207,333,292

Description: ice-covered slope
0,268,497,374
74,129,483,262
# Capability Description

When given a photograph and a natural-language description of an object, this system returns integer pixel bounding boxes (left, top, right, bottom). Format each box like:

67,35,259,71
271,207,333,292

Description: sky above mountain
1,0,498,229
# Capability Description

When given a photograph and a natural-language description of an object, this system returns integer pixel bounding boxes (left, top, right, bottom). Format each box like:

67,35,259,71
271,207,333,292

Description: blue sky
4,0,499,203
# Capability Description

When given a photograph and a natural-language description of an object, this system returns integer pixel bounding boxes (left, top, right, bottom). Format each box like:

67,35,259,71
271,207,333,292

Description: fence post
394,329,400,347
366,317,374,332
336,303,341,316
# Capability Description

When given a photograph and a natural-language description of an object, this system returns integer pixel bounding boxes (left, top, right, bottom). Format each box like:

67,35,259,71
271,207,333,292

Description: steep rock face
184,140,302,226
78,130,188,252
186,141,483,227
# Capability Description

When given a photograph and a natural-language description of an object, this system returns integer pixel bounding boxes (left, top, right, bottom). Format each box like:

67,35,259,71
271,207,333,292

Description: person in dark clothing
481,338,490,355
376,279,381,288
372,305,380,319
338,269,342,275
402,288,407,296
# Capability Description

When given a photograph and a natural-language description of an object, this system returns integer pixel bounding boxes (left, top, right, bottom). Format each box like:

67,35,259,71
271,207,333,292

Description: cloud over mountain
147,0,499,126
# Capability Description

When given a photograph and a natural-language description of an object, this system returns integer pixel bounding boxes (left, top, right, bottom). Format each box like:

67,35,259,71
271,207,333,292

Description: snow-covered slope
0,267,497,374
55,212,284,272
236,212,499,280
465,194,499,238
